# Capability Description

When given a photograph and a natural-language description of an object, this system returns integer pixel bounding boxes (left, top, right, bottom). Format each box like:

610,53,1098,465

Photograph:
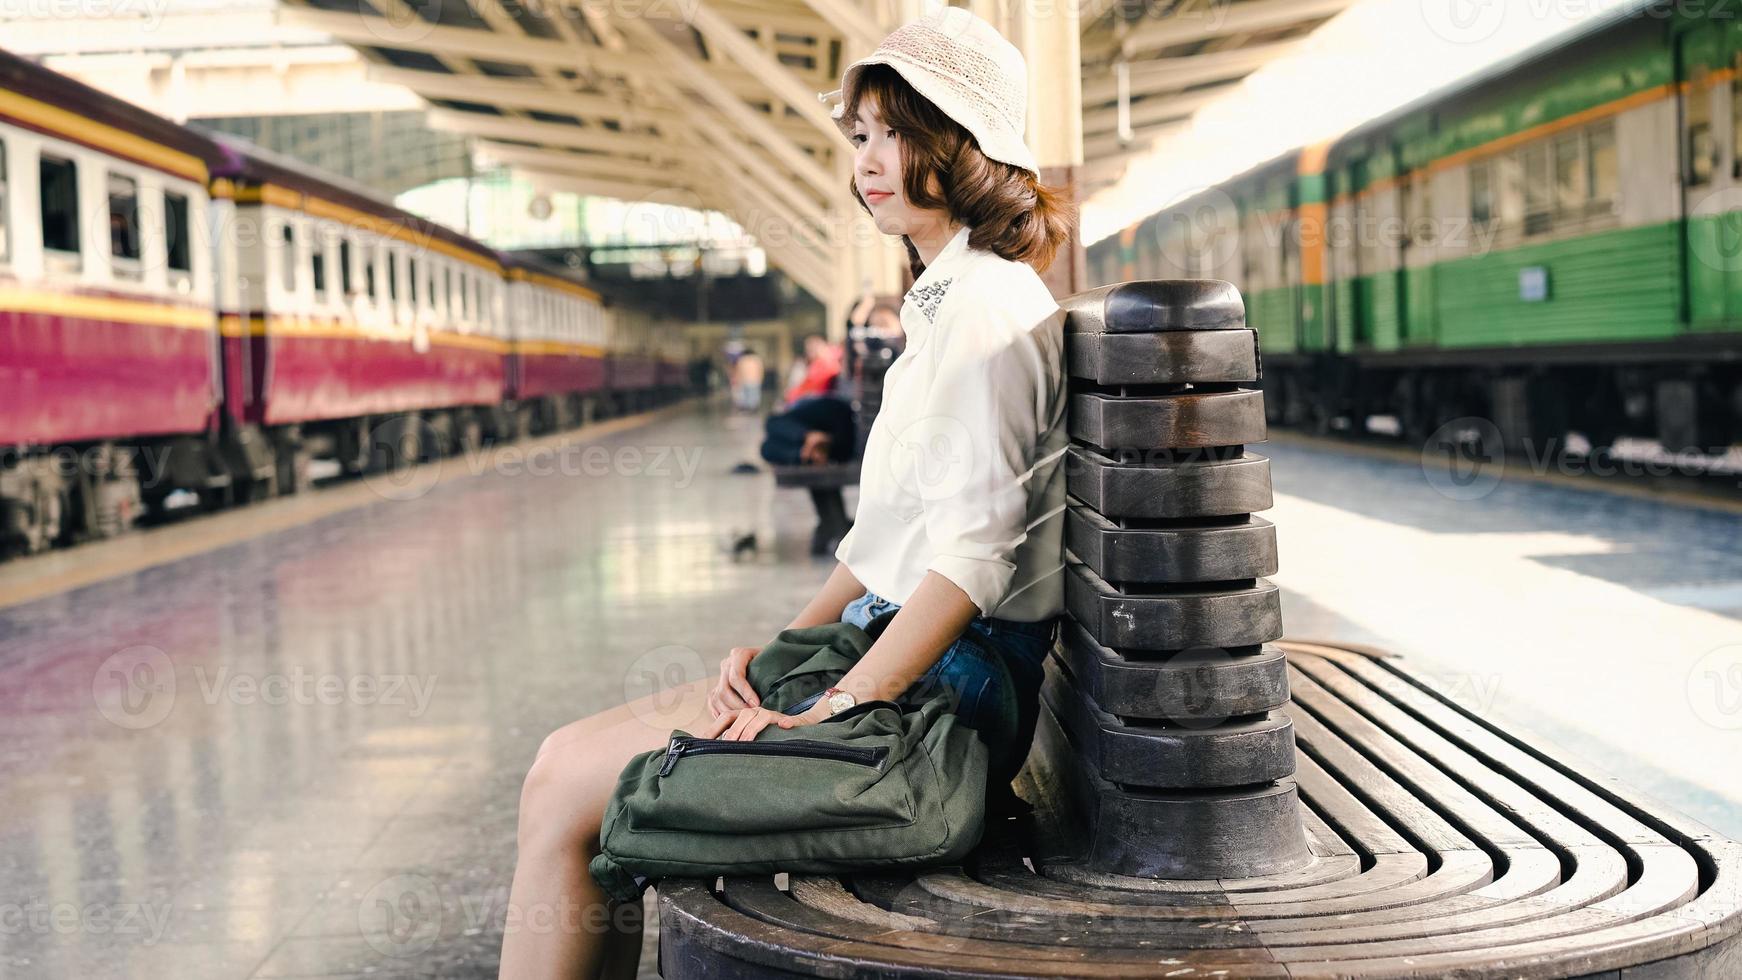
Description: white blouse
834,224,1070,622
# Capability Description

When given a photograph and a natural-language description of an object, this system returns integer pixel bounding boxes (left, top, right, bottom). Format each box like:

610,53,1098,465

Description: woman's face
851,99,950,240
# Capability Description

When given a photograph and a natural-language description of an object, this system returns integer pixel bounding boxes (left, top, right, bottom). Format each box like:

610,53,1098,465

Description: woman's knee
519,730,618,852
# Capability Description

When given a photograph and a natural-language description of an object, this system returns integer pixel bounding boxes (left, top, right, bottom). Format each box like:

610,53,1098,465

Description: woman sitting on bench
498,9,1076,978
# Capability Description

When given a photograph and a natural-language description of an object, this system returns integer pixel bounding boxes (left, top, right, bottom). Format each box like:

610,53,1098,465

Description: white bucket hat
818,6,1039,176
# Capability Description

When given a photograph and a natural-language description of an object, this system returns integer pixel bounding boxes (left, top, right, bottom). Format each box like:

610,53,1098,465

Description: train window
408,256,420,306
1734,57,1742,178
339,240,354,295
311,245,326,296
387,250,398,301
0,141,10,265
39,154,80,256
1470,161,1494,228
365,246,378,299
279,222,296,291
106,174,141,277
1522,143,1552,236
1589,123,1619,208
1687,67,1715,186
1553,132,1586,218
164,192,190,273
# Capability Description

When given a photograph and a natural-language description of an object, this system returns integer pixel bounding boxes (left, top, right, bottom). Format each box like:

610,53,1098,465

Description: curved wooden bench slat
657,642,1742,979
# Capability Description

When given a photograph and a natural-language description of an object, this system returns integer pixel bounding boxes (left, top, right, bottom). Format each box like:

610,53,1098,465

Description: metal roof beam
425,108,681,158
1118,0,1355,56
1084,37,1303,103
614,15,837,201
681,2,842,138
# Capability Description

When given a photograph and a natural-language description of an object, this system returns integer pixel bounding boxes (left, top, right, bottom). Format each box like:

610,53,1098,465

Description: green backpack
587,612,1012,903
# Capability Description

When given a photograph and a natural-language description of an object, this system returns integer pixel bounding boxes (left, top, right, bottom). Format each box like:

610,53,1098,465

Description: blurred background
2,0,1741,976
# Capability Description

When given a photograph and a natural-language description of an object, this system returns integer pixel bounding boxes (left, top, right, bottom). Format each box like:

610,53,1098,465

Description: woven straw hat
818,6,1038,176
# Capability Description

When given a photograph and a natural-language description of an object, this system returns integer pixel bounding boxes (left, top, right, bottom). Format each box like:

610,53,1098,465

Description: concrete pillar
1015,0,1087,299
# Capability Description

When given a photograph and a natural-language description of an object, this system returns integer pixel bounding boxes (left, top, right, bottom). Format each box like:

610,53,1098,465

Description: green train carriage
1089,0,1742,456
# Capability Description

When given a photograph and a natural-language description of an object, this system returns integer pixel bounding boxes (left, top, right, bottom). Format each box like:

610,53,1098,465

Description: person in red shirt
784,334,843,405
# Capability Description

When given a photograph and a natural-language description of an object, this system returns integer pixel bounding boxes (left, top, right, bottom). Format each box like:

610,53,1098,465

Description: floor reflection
0,403,832,978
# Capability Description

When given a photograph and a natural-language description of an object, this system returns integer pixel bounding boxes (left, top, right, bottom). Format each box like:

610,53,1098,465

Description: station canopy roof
276,0,1353,294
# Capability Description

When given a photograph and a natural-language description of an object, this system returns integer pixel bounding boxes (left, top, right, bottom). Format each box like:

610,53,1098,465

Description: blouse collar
900,223,974,344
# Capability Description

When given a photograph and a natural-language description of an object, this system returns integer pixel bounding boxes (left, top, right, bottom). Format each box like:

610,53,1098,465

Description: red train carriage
501,255,609,433
207,137,511,494
0,50,224,552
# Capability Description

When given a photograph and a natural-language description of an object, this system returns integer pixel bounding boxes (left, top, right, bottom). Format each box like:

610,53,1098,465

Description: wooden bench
661,280,1742,978
770,334,896,556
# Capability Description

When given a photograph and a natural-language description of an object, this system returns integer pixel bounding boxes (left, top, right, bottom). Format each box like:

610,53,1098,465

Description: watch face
826,691,856,714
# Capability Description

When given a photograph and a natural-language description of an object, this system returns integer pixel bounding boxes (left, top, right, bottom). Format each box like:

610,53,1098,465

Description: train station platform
0,400,1739,978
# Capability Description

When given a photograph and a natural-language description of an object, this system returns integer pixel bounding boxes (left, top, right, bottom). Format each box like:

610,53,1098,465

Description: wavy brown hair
843,63,1076,280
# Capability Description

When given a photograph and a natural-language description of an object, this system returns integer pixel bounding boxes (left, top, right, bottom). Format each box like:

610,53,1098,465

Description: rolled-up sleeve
909,308,1052,616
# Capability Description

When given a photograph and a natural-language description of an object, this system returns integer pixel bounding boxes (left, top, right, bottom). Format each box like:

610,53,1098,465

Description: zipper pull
658,735,690,777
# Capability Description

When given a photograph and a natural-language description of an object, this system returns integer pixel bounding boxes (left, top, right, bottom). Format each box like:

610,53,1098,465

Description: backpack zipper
657,734,888,777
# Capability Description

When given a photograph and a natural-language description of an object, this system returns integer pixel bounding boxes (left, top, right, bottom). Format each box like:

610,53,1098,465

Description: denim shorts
783,589,1057,785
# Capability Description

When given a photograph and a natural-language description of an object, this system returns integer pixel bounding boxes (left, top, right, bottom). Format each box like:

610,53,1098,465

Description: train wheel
366,414,423,472
0,460,68,556
457,411,485,457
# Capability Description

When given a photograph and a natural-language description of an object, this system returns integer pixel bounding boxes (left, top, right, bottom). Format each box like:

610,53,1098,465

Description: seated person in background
784,334,844,406
760,395,857,467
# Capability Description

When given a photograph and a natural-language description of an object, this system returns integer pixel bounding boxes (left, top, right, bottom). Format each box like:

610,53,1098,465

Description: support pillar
1014,0,1087,299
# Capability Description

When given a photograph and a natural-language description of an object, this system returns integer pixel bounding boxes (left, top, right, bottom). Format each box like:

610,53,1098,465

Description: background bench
663,280,1742,978
770,330,899,555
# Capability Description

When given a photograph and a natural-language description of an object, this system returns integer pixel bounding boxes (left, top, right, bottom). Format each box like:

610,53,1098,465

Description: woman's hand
708,646,762,719
701,704,821,741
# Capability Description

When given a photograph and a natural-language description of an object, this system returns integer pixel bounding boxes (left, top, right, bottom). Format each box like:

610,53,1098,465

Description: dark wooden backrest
1035,279,1311,879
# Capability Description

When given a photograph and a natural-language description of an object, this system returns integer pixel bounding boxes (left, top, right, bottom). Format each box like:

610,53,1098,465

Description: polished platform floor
1,400,1739,978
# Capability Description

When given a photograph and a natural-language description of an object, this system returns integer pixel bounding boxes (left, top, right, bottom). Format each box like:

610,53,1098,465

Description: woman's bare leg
499,676,716,979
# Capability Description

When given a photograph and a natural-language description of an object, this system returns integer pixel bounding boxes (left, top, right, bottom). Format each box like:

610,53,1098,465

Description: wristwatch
822,686,857,716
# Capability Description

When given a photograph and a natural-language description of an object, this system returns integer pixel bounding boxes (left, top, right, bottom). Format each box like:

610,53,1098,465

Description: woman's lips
864,191,893,204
